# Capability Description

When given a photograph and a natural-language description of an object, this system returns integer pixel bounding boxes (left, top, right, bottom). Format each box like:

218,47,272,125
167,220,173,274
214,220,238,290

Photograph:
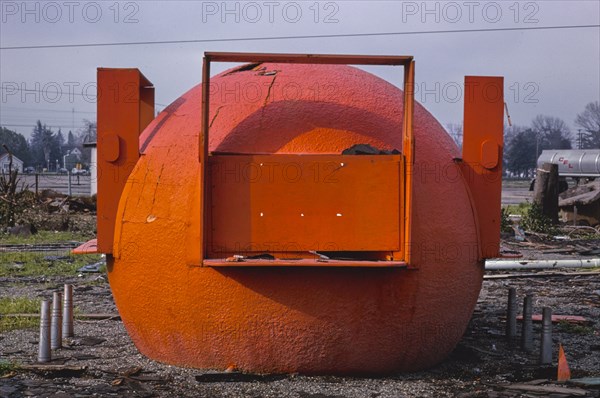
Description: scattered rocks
7,224,36,237
1,256,599,397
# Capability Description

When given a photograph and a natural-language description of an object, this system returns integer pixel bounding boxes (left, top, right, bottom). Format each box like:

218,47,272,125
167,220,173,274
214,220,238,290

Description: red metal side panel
462,76,504,259
208,154,402,257
97,68,154,254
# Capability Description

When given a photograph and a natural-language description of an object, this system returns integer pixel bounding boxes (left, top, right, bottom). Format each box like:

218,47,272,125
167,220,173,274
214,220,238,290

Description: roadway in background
16,174,91,197
13,174,532,205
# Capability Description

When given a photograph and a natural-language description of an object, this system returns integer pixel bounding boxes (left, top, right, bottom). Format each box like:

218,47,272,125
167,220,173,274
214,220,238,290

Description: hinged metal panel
208,154,402,257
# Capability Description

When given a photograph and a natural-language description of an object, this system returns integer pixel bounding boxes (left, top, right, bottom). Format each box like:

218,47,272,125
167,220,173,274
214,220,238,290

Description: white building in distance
0,153,24,173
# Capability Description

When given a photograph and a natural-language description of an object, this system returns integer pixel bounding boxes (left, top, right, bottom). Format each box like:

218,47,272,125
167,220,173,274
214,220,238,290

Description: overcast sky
1,0,599,140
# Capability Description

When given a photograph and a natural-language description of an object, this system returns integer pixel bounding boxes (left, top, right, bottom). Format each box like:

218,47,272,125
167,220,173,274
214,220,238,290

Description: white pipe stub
485,258,600,271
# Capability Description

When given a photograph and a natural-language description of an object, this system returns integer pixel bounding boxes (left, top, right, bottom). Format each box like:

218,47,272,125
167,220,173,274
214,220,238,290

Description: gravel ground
1,240,600,397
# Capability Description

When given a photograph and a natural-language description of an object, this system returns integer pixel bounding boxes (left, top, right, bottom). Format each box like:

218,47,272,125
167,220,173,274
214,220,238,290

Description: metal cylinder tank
538,149,600,177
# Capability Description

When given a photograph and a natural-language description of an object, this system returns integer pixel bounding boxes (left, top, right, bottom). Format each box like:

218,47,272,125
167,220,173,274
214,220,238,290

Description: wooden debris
569,377,600,387
68,336,106,346
541,248,578,254
20,364,86,372
0,371,17,379
108,366,169,386
515,314,588,324
501,383,587,396
195,372,287,383
19,364,87,377
559,180,600,226
462,344,503,357
2,313,120,320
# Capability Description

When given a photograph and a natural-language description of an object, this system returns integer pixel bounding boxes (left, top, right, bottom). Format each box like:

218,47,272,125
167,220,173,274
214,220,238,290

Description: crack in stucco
262,74,277,108
149,151,168,213
210,106,224,128
134,164,151,210
259,74,278,132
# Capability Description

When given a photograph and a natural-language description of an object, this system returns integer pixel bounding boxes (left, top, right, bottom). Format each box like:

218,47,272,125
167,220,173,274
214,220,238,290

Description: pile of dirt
37,190,96,214
4,190,96,235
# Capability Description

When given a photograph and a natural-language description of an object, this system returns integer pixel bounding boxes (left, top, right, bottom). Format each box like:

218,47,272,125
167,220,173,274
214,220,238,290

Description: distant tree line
0,119,96,171
503,115,572,178
504,101,600,177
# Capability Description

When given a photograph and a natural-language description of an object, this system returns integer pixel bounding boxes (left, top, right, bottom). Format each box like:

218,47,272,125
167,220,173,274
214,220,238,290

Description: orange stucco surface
107,63,483,374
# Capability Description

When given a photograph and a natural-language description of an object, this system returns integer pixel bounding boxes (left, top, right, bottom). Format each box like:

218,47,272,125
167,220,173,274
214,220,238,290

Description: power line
1,24,598,50
0,87,168,107
0,123,89,129
1,117,80,123
0,86,97,98
0,105,95,114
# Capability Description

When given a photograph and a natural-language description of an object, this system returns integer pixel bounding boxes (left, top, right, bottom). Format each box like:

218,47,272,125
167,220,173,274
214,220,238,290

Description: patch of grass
520,202,558,234
0,296,40,332
0,230,93,245
0,359,19,376
0,296,40,313
558,321,595,335
501,208,513,233
502,179,532,189
0,252,102,277
504,202,532,216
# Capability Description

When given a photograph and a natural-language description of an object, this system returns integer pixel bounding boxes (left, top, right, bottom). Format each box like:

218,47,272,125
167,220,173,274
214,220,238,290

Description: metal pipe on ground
521,294,534,353
506,287,517,342
485,258,600,271
38,300,51,363
540,307,553,365
51,292,62,350
62,284,74,338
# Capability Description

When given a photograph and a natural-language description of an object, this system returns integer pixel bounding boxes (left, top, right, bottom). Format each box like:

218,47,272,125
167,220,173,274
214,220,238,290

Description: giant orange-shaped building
84,53,504,374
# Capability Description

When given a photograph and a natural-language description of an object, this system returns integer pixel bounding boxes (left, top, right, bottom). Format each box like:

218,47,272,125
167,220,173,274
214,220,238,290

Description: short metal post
68,171,72,196
540,307,553,365
38,300,51,363
51,292,62,349
506,287,517,341
35,173,39,196
521,294,533,352
62,284,74,338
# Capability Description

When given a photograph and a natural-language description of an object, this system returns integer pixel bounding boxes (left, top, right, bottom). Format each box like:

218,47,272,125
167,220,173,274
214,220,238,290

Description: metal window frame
199,52,415,265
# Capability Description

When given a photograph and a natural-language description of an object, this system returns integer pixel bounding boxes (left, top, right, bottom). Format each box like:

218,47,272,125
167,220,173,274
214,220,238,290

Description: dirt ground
1,238,599,397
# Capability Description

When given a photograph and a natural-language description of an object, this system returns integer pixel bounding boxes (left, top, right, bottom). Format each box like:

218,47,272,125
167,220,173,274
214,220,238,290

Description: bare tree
531,115,572,154
445,122,463,149
505,127,538,178
76,119,97,166
77,119,97,144
575,101,600,149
